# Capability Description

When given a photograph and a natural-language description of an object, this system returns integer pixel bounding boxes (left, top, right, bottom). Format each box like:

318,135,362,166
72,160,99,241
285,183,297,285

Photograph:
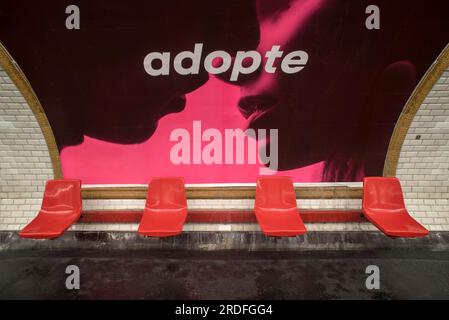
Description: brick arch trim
384,44,449,177
0,41,62,178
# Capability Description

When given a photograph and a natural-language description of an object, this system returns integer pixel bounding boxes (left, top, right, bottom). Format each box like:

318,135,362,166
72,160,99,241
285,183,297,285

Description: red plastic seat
254,176,306,237
363,177,429,237
19,179,82,239
138,177,188,237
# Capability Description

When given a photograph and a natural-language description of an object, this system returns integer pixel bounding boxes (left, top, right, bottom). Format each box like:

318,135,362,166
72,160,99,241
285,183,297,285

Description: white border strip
82,182,363,188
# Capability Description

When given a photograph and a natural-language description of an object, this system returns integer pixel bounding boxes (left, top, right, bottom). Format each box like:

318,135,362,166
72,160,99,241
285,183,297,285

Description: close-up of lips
238,95,277,125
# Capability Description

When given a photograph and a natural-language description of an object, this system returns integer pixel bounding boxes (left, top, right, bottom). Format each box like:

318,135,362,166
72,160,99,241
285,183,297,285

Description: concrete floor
0,250,448,299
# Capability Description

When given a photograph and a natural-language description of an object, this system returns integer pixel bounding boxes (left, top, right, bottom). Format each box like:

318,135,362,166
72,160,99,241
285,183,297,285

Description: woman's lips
247,107,277,125
238,95,278,128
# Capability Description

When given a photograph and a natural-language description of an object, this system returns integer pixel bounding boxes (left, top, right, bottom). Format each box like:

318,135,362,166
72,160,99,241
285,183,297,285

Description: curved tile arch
0,41,62,178
384,44,449,177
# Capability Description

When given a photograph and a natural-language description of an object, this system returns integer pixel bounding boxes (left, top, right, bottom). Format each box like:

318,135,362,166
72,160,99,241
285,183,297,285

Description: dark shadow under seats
138,177,188,237
362,177,429,238
254,176,306,237
19,179,82,239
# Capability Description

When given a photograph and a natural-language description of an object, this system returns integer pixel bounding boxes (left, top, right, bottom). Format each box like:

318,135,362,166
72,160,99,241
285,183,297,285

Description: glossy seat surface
254,176,306,237
138,177,187,237
363,177,429,237
19,179,82,239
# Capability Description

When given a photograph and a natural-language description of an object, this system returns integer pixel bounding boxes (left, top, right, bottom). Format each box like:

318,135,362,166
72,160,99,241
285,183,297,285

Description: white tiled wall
81,198,362,211
396,69,449,231
0,64,448,232
0,67,53,231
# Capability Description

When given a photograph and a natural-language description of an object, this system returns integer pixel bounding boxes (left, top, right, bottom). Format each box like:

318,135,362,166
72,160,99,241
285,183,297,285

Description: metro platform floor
0,249,448,299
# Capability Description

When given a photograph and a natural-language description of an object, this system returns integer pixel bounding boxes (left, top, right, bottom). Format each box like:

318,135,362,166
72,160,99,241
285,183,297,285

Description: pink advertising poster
1,0,448,184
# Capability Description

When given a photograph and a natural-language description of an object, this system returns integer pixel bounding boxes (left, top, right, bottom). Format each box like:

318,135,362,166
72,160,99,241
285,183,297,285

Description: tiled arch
0,43,55,230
